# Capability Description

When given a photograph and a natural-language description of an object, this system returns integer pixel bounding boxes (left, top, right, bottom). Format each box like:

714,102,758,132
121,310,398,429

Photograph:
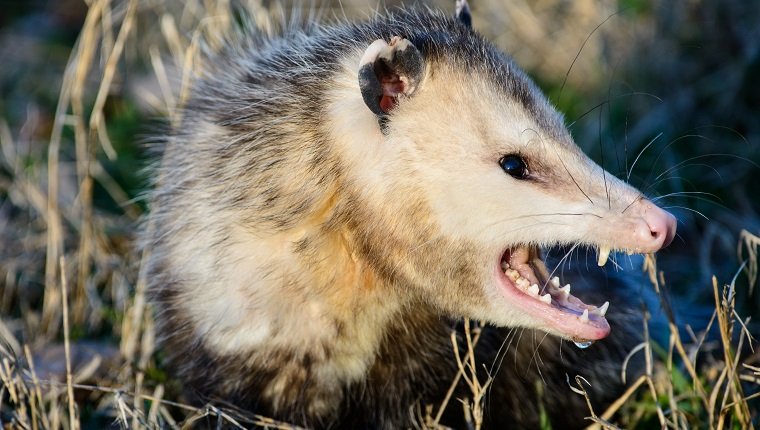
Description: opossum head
330,11,676,343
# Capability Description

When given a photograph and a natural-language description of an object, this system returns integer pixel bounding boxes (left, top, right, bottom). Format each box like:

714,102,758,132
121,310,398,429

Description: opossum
141,2,677,428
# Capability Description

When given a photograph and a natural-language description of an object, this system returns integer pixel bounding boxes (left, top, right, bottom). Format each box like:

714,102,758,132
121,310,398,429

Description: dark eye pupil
500,155,528,179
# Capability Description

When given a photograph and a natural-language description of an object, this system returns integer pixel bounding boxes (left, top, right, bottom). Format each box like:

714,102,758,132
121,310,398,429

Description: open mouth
496,246,612,343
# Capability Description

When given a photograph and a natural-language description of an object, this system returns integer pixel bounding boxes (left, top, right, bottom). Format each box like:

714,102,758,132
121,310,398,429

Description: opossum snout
631,200,677,251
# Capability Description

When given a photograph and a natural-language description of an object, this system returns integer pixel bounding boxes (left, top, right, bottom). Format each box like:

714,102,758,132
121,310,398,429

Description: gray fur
141,6,645,429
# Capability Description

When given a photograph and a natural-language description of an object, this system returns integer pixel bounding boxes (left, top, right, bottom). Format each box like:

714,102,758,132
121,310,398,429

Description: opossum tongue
500,246,610,341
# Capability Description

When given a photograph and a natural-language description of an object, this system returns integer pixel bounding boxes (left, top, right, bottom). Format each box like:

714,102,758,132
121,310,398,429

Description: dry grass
582,251,759,429
1,0,758,429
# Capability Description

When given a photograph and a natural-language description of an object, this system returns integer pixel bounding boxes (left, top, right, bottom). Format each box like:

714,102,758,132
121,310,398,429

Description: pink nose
636,201,677,250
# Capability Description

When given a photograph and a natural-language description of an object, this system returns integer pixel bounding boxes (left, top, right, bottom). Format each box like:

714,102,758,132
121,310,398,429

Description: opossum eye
499,155,528,179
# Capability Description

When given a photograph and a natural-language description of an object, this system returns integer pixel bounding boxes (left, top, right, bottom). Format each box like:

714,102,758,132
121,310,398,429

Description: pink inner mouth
496,246,611,342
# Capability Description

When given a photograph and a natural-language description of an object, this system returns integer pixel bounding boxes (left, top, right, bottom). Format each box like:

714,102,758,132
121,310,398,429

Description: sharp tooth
560,284,571,296
597,245,611,267
551,277,560,287
528,284,539,296
598,301,609,317
579,309,589,323
539,293,551,304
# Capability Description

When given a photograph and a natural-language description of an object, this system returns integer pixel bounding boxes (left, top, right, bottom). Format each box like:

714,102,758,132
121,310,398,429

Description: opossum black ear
358,37,425,117
455,0,472,28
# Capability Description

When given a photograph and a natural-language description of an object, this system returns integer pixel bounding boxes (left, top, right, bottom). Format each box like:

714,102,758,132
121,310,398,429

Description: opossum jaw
497,246,611,341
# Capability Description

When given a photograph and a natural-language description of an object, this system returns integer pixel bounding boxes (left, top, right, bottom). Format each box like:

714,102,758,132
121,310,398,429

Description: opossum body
142,3,676,429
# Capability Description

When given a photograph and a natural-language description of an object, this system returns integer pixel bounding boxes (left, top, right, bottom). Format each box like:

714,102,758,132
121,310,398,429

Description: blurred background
0,0,758,428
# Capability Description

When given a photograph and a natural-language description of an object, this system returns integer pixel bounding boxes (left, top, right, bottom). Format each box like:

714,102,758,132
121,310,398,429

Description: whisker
627,132,663,182
512,328,528,373
557,10,622,105
636,133,709,187
661,205,710,220
654,153,759,185
650,193,730,211
528,331,550,385
485,327,519,410
566,91,663,129
520,127,593,205
598,107,611,209
489,327,518,376
649,163,723,186
650,191,720,203
640,168,720,197
692,124,751,145
606,67,625,182
609,253,623,271
543,244,580,293
621,194,644,214
545,134,595,205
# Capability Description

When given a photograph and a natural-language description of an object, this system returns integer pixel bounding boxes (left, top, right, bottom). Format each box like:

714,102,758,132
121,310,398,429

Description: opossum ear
358,37,425,117
455,0,472,28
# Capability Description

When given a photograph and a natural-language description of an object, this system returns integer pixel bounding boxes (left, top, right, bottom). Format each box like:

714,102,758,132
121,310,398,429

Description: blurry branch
60,257,79,430
425,318,489,430
572,374,623,430
738,230,760,293
710,277,752,429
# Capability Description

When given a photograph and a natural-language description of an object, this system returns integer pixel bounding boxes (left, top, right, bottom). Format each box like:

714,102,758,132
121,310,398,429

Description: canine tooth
539,293,551,304
598,301,609,317
597,245,610,266
551,277,560,287
579,309,589,323
528,284,539,296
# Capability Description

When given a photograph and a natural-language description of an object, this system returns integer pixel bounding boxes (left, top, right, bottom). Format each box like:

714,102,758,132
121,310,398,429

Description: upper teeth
597,245,611,266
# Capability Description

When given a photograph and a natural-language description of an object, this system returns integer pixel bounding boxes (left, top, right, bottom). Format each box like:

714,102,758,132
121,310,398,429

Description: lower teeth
503,261,609,322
